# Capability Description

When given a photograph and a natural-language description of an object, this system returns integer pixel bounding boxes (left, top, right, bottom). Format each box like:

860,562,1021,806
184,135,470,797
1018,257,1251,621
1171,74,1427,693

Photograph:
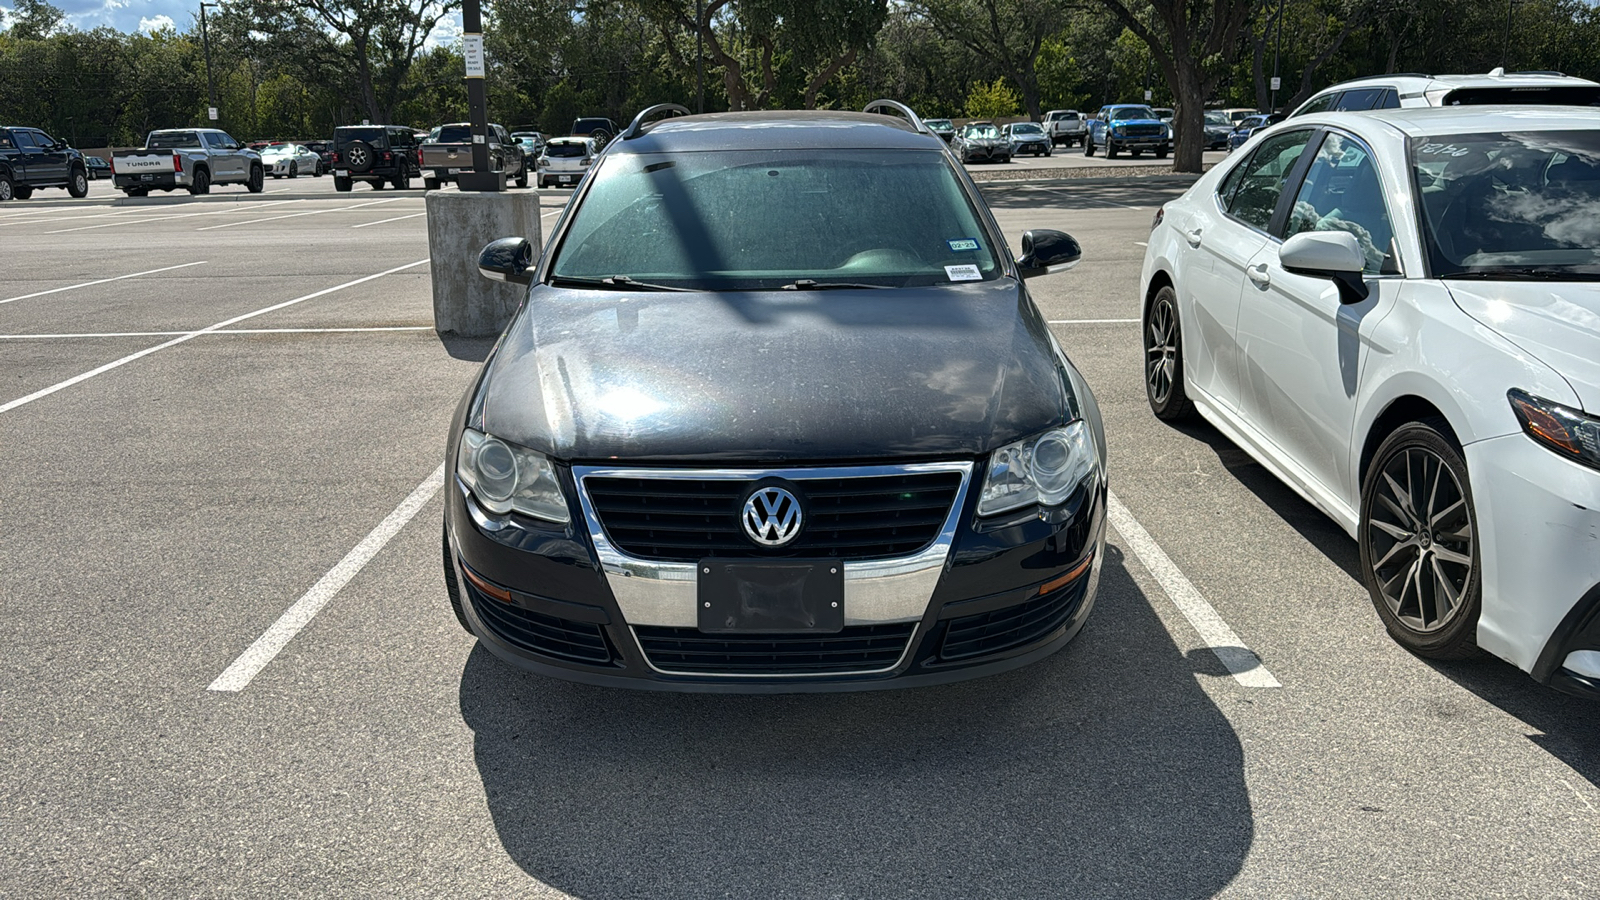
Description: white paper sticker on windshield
945,264,982,281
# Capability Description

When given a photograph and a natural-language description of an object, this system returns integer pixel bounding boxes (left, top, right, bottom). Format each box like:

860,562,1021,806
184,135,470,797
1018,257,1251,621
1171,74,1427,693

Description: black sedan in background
84,155,111,179
451,103,1106,691
925,118,957,144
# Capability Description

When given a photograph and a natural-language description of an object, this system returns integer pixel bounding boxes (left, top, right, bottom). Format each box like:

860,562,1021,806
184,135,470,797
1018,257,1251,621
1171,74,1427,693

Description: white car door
1235,130,1402,509
1180,128,1318,411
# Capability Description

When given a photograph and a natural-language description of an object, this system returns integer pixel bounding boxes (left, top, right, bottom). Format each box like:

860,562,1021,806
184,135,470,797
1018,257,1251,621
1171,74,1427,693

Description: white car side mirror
1279,231,1369,304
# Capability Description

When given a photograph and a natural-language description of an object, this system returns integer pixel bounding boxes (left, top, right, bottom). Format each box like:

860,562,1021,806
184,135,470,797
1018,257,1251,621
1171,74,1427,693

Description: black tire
314,164,324,177
188,167,210,195
1360,420,1482,659
1106,141,1120,159
1156,149,1168,160
345,140,375,174
124,187,147,198
14,184,33,200
1143,285,1196,421
1084,137,1095,157
246,165,264,193
333,175,352,192
1131,149,1143,158
515,168,528,188
371,179,386,190
442,523,472,633
1044,147,1052,157
423,177,440,191
589,129,612,151
0,174,13,202
67,166,89,198
393,171,410,190
289,162,298,178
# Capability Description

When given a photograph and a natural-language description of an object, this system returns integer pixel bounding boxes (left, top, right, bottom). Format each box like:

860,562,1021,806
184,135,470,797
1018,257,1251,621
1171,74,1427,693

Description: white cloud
425,12,461,50
137,13,174,32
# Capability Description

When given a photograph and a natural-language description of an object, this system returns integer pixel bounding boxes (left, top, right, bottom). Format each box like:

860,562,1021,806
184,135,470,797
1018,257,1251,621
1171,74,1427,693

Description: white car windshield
1413,130,1600,278
550,149,1001,290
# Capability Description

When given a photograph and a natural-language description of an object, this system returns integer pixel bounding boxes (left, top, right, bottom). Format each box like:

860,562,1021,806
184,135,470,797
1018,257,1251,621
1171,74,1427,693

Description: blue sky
0,0,461,45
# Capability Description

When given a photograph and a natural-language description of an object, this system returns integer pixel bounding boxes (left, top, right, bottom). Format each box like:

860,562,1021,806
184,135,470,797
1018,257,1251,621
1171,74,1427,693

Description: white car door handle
1247,264,1272,287
1185,227,1203,247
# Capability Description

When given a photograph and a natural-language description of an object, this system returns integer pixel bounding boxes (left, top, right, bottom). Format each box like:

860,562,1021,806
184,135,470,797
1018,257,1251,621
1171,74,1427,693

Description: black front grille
940,576,1090,661
584,471,962,562
466,584,618,666
1120,124,1164,137
634,623,916,674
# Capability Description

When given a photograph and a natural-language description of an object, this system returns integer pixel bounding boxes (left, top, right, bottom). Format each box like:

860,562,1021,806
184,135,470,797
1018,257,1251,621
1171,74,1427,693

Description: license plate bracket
697,559,844,633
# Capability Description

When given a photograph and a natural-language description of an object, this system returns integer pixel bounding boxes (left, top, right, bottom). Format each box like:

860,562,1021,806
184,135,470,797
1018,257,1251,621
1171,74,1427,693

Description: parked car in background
304,140,333,167
261,143,323,178
1288,69,1600,118
571,116,617,150
1227,114,1273,151
1204,111,1235,149
84,154,111,180
421,122,526,190
112,128,262,197
1219,107,1261,123
1084,104,1171,158
1139,105,1600,698
1044,109,1087,147
511,131,544,172
924,118,957,144
329,125,420,192
535,136,595,188
454,104,1103,691
0,126,90,200
1003,121,1052,157
1153,107,1175,124
953,121,1011,163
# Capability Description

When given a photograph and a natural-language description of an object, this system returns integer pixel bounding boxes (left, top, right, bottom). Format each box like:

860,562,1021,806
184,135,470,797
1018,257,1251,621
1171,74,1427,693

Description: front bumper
1467,434,1600,696
1011,138,1051,153
447,464,1105,692
1106,132,1169,148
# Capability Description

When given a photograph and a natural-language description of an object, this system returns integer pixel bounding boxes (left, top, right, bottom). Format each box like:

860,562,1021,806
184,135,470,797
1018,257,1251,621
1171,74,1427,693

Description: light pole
199,2,220,123
1270,0,1284,111
458,0,502,190
695,0,704,114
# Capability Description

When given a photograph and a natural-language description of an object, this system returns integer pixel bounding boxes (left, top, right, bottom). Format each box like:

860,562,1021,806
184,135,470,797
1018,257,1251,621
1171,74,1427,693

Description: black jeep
329,125,421,191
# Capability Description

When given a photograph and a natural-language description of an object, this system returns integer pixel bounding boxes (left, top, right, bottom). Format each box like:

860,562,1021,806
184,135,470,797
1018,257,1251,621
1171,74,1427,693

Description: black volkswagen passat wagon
446,102,1107,691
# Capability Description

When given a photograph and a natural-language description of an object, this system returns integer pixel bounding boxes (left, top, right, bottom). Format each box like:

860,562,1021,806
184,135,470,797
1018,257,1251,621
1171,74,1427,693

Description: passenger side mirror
478,237,535,285
1279,231,1369,304
1015,229,1082,279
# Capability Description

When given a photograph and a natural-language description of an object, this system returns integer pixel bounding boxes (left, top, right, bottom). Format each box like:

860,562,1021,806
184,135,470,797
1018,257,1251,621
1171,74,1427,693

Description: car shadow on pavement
458,544,1254,899
437,334,497,362
978,182,1193,212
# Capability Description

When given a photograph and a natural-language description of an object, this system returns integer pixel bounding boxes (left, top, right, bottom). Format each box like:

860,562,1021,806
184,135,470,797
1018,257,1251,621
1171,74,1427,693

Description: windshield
148,132,201,149
546,142,589,158
926,119,953,132
1414,130,1600,278
1205,112,1232,126
1112,107,1157,121
965,125,999,139
431,125,473,144
550,149,1002,290
1010,123,1043,135
262,145,293,156
338,127,388,146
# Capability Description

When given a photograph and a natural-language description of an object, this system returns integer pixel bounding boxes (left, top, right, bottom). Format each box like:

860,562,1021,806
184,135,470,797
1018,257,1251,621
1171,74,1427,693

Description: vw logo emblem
742,486,803,548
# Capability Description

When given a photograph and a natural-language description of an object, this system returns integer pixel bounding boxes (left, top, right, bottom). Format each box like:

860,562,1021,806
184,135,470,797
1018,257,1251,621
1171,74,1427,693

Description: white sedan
1140,106,1600,696
261,143,322,178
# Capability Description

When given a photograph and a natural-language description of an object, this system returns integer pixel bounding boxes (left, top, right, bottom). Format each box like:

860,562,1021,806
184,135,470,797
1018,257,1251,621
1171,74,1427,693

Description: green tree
964,76,1020,117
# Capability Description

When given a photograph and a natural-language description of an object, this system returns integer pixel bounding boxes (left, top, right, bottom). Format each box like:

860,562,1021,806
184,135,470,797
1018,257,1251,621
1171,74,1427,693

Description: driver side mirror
478,237,535,285
1015,229,1082,279
1279,231,1369,304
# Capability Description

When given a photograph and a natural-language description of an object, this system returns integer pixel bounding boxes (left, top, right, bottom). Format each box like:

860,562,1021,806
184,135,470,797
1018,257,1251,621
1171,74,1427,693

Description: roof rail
621,104,692,141
863,99,930,135
1509,70,1567,77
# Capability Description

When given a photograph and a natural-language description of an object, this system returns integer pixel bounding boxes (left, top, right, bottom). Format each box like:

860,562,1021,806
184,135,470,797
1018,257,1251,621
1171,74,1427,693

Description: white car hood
1447,281,1600,412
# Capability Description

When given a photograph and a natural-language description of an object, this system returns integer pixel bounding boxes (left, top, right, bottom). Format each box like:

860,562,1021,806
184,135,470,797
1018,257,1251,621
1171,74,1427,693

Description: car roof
1358,104,1600,135
616,110,947,154
1312,71,1597,97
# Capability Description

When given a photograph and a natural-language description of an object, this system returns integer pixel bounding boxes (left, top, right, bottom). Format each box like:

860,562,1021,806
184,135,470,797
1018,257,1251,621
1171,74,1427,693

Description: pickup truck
0,125,91,201
419,123,526,190
112,128,264,197
1043,110,1087,148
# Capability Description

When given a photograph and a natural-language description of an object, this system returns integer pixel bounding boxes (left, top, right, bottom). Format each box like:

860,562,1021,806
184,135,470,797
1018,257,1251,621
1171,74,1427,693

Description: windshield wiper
1442,268,1600,281
780,279,892,291
549,275,694,292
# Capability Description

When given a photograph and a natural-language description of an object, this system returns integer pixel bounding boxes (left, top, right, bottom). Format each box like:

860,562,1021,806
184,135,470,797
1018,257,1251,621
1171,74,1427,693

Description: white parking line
0,259,429,415
1134,241,1149,246
0,261,209,306
0,326,432,339
1047,318,1139,324
207,463,445,692
44,201,301,234
197,197,408,230
351,212,427,228
1106,491,1282,688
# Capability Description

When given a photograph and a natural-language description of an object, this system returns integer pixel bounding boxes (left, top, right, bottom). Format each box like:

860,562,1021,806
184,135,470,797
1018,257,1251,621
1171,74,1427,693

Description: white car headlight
457,428,570,523
977,422,1097,516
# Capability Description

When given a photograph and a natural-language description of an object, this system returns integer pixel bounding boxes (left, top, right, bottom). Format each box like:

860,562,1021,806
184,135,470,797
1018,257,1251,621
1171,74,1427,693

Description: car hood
475,280,1072,462
1447,281,1600,411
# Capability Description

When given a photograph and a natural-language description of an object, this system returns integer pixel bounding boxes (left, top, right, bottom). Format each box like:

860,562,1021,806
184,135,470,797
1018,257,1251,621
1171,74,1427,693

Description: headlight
978,422,1097,516
1509,390,1600,471
456,428,571,522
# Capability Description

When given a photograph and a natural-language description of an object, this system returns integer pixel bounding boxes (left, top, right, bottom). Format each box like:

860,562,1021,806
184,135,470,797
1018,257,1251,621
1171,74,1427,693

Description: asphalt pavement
0,179,1595,897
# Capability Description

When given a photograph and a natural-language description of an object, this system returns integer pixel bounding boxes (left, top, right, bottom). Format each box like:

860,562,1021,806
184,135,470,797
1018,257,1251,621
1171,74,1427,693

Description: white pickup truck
112,128,264,197
1044,110,1087,148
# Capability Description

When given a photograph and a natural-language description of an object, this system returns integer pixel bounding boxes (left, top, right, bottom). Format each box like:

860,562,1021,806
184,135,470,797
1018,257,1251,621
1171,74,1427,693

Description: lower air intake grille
940,576,1090,661
466,583,618,666
634,623,916,675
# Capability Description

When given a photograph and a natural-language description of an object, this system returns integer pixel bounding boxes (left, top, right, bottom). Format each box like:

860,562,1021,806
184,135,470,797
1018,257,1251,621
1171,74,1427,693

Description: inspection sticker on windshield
947,238,979,252
945,264,982,281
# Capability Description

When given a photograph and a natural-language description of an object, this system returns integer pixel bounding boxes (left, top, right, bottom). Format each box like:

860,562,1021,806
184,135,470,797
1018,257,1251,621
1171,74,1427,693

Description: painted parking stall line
1048,318,1138,325
1107,491,1282,689
199,197,411,231
207,463,446,692
0,326,433,340
0,259,429,415
44,200,302,234
0,261,208,306
352,212,427,229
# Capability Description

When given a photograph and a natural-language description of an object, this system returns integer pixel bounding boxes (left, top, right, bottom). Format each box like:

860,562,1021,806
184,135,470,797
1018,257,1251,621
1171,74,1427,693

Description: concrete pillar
425,189,542,337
